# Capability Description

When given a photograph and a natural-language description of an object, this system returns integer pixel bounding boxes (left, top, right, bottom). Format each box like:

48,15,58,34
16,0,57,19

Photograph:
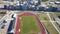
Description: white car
16,1,20,6
49,2,55,5
55,1,60,5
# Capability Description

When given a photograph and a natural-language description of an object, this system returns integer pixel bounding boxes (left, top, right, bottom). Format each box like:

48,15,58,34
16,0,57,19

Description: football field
20,16,40,34
15,12,46,34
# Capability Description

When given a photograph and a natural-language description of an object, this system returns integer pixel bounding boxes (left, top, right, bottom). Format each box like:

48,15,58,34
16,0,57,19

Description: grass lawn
37,12,49,21
53,12,60,16
43,22,59,34
49,12,60,21
15,12,24,14
0,14,4,16
20,16,41,34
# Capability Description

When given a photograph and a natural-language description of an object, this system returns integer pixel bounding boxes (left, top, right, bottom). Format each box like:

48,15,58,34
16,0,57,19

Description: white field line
46,12,60,34
40,20,56,22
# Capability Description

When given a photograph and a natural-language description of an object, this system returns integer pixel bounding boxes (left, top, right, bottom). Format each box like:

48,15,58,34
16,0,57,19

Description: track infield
15,12,46,34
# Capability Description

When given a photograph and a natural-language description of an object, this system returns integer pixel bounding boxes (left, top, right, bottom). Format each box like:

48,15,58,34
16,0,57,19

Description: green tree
57,0,60,1
42,0,48,2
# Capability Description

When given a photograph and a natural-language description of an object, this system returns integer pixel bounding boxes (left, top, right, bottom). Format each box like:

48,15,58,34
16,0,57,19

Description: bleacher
7,19,15,34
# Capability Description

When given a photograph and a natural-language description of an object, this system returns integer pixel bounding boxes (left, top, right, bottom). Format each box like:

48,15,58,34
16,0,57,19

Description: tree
57,0,60,1
42,0,48,2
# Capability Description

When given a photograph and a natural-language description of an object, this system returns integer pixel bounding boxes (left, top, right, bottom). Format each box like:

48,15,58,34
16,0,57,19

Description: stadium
15,12,46,34
0,11,59,34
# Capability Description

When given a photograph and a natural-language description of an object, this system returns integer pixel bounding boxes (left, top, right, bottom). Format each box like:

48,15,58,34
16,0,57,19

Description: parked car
47,6,57,11
4,5,7,9
58,16,60,19
49,2,55,5
1,23,5,29
14,6,20,10
3,20,7,23
7,5,14,10
55,1,60,5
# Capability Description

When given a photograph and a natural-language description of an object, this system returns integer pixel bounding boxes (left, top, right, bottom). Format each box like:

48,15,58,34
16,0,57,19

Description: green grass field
37,12,49,21
20,16,41,34
43,22,59,34
0,14,5,17
16,12,23,14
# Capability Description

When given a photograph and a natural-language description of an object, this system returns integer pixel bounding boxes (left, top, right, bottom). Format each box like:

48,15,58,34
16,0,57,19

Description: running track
15,12,46,34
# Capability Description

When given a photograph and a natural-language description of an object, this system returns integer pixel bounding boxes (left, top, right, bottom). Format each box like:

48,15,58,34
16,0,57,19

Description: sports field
15,12,46,34
20,16,40,34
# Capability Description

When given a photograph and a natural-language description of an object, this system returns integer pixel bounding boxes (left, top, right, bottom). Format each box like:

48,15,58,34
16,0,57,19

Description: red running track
15,12,46,34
